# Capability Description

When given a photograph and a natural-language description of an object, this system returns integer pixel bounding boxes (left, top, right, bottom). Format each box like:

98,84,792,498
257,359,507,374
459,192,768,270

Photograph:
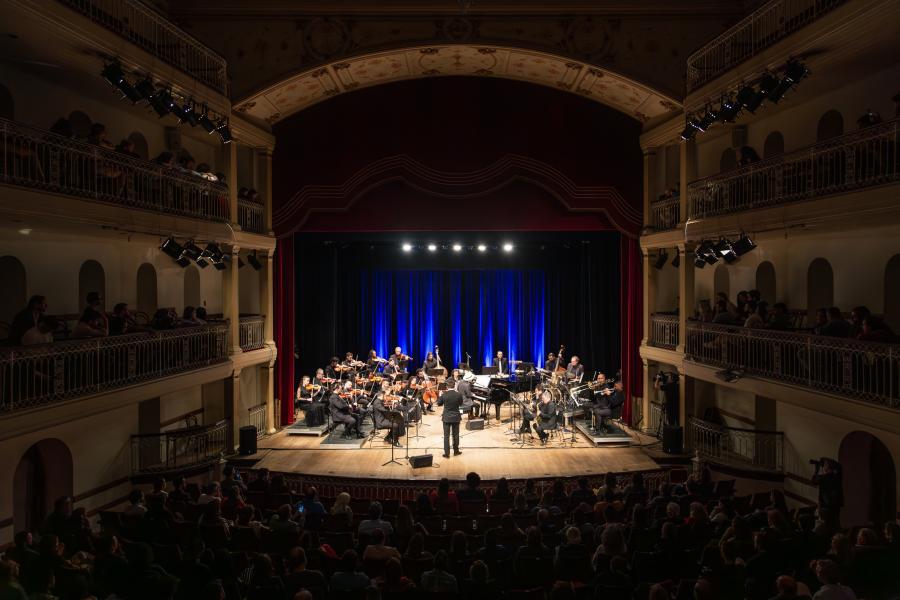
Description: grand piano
471,371,539,417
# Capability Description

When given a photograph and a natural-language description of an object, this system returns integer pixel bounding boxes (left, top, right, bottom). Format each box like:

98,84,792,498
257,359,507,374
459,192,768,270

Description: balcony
687,416,784,473
238,198,266,234
649,314,680,350
685,321,900,410
648,196,680,232
687,117,899,220
1,118,230,223
131,419,229,475
239,316,266,351
0,323,229,414
57,0,228,95
686,0,845,93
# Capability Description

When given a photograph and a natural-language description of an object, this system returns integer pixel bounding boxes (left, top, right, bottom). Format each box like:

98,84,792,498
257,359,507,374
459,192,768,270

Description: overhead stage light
680,120,698,141
477,244,487,253
452,244,462,252
427,244,437,252
732,233,757,256
736,85,759,113
718,96,741,123
101,62,142,103
198,106,217,134
697,107,719,131
671,250,680,268
768,61,809,104
713,238,739,264
502,243,514,253
247,251,262,271
160,237,190,268
401,243,413,252
216,119,233,143
654,250,669,270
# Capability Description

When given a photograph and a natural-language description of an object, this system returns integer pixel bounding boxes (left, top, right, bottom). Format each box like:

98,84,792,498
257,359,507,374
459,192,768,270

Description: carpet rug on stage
320,422,375,447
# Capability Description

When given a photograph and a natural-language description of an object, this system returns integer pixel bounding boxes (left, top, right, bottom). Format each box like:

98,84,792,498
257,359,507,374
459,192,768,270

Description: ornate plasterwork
235,44,680,124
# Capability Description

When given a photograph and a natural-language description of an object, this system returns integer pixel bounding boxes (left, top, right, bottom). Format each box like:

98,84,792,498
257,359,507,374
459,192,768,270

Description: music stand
482,366,499,375
382,411,407,467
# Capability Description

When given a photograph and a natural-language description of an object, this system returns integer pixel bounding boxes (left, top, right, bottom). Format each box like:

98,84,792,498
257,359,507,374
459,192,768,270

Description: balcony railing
685,321,900,409
688,118,899,220
649,196,680,232
239,316,266,351
1,118,229,222
247,403,268,438
686,0,845,92
131,419,229,475
650,314,680,350
0,323,229,413
238,198,265,234
58,0,228,95
687,416,784,473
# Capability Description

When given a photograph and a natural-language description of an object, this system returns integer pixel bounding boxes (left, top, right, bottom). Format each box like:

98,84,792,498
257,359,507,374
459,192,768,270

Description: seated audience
421,549,458,593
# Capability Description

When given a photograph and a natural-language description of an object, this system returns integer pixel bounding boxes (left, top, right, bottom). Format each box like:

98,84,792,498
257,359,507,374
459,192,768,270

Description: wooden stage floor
249,405,661,482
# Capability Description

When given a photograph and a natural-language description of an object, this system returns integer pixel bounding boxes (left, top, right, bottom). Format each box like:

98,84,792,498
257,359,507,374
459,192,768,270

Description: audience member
9,295,48,346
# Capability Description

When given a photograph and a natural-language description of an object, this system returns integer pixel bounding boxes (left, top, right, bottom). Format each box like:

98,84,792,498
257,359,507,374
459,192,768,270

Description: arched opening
714,263,730,299
0,255,27,334
78,260,105,313
763,131,784,159
838,431,896,527
184,265,201,310
68,110,93,139
816,110,844,142
13,439,73,534
0,82,14,120
136,263,158,317
719,148,737,173
129,131,149,161
756,261,777,304
884,254,900,332
807,258,834,320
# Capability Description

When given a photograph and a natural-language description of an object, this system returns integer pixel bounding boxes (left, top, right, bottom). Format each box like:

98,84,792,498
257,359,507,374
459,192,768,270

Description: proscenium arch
234,44,680,126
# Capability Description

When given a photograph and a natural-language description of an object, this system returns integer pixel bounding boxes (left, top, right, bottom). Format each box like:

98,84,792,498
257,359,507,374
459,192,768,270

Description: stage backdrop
295,234,620,382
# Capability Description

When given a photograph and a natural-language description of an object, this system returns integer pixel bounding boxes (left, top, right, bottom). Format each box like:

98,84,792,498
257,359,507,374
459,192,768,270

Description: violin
304,384,321,391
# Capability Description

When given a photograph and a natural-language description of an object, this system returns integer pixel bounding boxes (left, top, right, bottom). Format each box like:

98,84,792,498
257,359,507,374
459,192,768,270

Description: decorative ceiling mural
234,45,680,125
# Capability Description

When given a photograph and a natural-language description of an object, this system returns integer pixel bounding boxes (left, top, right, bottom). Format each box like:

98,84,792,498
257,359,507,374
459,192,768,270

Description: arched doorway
884,254,900,331
714,263,730,299
816,110,844,142
13,439,74,533
807,258,834,320
184,265,201,309
128,131,149,161
0,255,27,332
136,263,158,317
763,131,784,159
78,260,105,312
838,431,896,527
756,261,776,304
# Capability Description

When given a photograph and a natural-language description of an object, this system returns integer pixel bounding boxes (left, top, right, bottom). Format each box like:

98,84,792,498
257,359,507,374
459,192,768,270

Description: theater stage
244,406,661,482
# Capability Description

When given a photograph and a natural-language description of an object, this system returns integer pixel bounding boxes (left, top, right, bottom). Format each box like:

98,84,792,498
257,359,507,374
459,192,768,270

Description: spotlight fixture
452,244,462,252
198,106,217,134
247,251,262,271
693,241,718,268
215,119,232,143
204,242,226,270
736,85,759,113
713,238,739,264
768,61,809,104
654,249,669,270
174,100,198,126
427,244,437,252
477,244,487,252
748,73,778,111
401,243,413,252
697,106,719,131
135,77,157,102
718,96,741,123
693,253,707,269
101,62,142,103
146,86,172,118
731,232,757,256
671,250,680,268
502,243,514,253
680,120,698,141
182,240,204,261
160,237,190,268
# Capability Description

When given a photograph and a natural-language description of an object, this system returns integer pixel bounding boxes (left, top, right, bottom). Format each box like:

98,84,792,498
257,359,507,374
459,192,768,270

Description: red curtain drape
619,235,643,426
274,235,295,426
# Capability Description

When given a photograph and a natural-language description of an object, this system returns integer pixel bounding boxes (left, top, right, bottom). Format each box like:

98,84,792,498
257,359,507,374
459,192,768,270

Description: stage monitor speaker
663,425,683,455
239,426,257,455
466,418,484,430
409,454,433,468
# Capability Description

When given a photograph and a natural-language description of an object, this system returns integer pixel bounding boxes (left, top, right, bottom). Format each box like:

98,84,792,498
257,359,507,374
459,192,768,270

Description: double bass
433,345,448,381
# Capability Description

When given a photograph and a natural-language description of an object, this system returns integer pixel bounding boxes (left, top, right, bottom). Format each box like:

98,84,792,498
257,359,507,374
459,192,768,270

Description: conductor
437,379,463,458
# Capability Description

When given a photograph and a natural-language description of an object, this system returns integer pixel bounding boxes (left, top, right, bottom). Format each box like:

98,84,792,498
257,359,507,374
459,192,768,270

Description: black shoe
454,450,462,456
393,440,402,448
532,423,538,432
442,453,450,458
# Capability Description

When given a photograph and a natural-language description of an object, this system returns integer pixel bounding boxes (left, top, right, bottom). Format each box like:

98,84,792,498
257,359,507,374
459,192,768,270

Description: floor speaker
466,418,484,430
239,426,257,455
409,454,433,468
663,425,683,454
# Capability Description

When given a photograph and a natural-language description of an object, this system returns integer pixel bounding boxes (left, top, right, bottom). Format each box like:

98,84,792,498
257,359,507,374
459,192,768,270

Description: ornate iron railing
58,0,228,95
0,323,229,413
688,117,899,219
131,419,229,475
686,0,845,92
649,196,680,232
0,118,229,222
238,198,265,234
650,314,680,350
687,416,784,473
239,316,265,351
247,403,268,438
685,321,900,409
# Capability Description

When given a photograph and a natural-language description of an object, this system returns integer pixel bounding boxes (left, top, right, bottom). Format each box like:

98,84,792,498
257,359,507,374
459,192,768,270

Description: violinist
296,375,327,427
365,349,383,373
342,352,360,374
401,376,423,421
325,357,341,380
373,381,405,447
313,368,327,386
329,382,363,439
392,346,409,372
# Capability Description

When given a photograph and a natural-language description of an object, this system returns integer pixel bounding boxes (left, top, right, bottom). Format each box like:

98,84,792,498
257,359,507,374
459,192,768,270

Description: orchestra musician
365,349,382,373
423,351,438,372
296,375,327,426
373,381,404,447
437,378,463,458
325,357,341,380
532,390,559,445
566,356,585,382
592,379,625,434
493,350,508,375
392,346,409,372
328,382,364,439
402,375,425,419
455,370,479,419
543,352,558,372
313,368,327,386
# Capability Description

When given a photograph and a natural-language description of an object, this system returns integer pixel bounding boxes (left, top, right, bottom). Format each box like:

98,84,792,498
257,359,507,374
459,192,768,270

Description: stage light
477,244,487,252
768,61,809,104
693,241,718,268
427,244,437,252
718,96,741,123
198,106,217,133
697,107,719,131
713,238,738,264
452,244,462,252
216,119,232,143
732,233,757,256
654,250,669,270
401,243,413,252
101,62,142,103
247,252,262,271
693,253,707,269
502,243,514,252
748,73,778,111
671,251,680,268
146,86,172,118
160,237,190,268
182,240,204,262
736,85,759,113
680,121,697,141
176,101,199,126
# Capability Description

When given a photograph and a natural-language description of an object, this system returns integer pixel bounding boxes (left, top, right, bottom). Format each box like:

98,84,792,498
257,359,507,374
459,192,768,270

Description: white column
224,245,242,355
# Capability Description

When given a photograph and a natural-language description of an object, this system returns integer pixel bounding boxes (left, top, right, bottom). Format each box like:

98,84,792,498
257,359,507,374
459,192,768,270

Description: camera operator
653,371,680,426
811,457,843,529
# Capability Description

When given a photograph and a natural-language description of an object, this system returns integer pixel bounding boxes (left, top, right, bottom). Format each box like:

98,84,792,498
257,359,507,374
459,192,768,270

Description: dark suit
593,389,624,431
373,395,405,439
8,308,40,347
328,393,359,434
536,401,558,441
494,357,509,375
457,379,479,417
438,390,463,455
566,363,584,382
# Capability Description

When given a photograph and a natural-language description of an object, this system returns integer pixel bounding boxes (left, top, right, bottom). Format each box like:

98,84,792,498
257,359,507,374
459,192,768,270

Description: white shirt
813,584,857,600
22,326,53,346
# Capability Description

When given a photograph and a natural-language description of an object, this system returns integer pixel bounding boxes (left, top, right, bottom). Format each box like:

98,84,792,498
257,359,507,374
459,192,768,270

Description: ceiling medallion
303,18,351,61
439,17,475,42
